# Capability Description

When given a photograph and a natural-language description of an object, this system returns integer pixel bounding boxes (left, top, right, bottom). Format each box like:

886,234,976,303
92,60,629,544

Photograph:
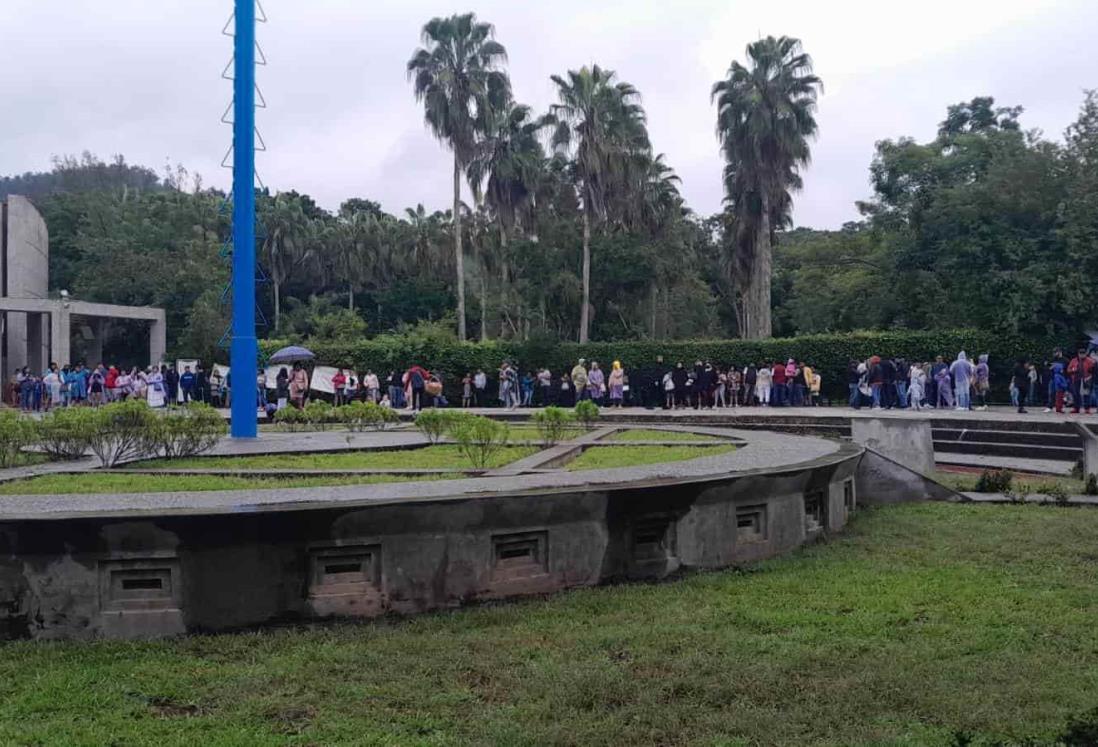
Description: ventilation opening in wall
736,504,767,541
844,478,856,512
492,531,548,581
805,490,826,532
631,515,674,560
100,560,181,612
309,545,381,593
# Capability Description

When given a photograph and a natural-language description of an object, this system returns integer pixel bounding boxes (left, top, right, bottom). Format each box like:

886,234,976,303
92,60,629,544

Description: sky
2,0,1096,229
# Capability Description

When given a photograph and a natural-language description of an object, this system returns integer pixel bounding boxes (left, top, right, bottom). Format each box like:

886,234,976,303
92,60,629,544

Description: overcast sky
2,0,1096,228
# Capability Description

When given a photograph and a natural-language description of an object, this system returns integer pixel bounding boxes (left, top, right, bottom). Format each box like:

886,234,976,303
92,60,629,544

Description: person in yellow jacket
804,363,822,406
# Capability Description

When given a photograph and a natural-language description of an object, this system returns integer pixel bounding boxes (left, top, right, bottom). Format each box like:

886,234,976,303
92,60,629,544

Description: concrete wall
850,417,935,476
0,455,860,640
1,196,49,373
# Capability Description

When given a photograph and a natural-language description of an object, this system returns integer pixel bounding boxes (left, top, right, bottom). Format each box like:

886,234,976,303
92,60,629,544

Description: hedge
261,330,1064,403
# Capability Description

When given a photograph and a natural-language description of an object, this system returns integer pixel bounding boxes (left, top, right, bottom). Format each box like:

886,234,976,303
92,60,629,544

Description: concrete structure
0,196,166,372
850,417,935,476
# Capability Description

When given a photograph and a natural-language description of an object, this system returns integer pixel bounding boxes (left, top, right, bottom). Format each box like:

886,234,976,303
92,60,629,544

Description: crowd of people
5,362,219,412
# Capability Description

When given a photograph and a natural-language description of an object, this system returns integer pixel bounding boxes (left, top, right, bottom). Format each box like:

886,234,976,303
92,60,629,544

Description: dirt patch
145,695,207,718
265,704,318,735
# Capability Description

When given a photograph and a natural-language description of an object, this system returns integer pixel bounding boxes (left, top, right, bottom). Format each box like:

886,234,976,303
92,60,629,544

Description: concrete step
932,427,1082,448
933,439,1081,462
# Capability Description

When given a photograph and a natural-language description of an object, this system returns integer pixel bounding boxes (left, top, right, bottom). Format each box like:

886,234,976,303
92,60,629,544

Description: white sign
310,365,338,395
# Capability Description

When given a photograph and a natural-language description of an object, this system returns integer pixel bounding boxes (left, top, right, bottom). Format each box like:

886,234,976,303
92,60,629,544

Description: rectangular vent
843,479,856,512
492,531,548,580
100,559,180,612
736,505,767,541
631,516,674,559
805,490,826,531
309,545,380,591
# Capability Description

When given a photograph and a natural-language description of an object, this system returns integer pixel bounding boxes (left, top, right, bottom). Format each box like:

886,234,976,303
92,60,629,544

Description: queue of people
4,361,217,412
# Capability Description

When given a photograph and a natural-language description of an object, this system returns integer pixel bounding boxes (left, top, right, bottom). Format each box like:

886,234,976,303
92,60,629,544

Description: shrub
532,406,576,446
1045,481,1070,505
88,400,159,468
150,403,225,459
1085,474,1098,496
449,416,511,469
574,400,600,430
302,400,335,429
340,401,399,432
274,407,308,432
38,407,98,461
973,469,1013,494
415,409,472,444
0,410,38,468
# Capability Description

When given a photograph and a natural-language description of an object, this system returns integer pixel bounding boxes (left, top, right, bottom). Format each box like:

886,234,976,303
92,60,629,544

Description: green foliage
37,407,98,461
302,400,336,429
149,403,225,459
1046,481,1070,505
1084,474,1098,496
87,400,159,468
339,401,399,432
573,400,600,430
531,406,575,446
414,408,472,443
0,410,39,468
448,415,511,469
273,407,308,432
974,469,1014,494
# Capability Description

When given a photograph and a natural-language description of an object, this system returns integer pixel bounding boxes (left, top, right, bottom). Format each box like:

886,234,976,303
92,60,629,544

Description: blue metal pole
230,0,257,438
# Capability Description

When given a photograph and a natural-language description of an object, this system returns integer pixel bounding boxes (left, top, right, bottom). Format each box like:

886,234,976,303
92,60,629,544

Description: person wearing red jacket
1066,348,1095,415
771,361,787,407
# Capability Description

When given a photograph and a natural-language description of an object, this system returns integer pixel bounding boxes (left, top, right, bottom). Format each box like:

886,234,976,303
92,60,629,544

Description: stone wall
1,196,49,372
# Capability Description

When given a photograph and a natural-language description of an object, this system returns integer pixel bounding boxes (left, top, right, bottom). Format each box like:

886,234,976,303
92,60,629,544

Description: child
461,373,473,408
1052,362,1069,414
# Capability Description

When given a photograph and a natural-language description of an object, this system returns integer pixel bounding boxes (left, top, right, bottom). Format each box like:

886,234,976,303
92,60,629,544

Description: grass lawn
0,472,458,495
935,469,1087,496
605,428,721,443
566,444,734,470
131,445,538,472
3,503,1098,745
504,424,586,439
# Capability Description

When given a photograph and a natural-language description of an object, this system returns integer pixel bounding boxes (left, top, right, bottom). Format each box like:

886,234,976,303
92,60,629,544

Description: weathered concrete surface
1,196,49,373
855,448,962,505
1072,423,1098,478
851,417,934,476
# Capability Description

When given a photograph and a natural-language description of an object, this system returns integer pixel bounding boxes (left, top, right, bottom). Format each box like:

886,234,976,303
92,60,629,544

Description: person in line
974,354,991,411
116,368,133,401
473,369,487,406
908,362,927,410
587,361,605,405
557,371,575,406
537,367,553,406
43,364,62,411
180,366,196,403
1067,348,1094,415
1051,361,1069,413
408,365,428,412
756,361,772,406
388,370,404,409
671,362,688,408
608,361,625,408
1010,358,1029,414
770,361,786,407
950,352,974,411
571,359,589,402
290,362,309,409
662,367,676,409
332,369,347,407
362,370,378,403
146,366,167,408
164,365,179,405
275,367,290,410
743,364,757,406
461,372,474,408
520,370,535,407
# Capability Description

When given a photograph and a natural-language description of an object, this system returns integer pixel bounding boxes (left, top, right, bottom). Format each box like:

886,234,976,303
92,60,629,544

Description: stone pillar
25,312,45,372
1073,423,1098,478
50,306,70,367
850,418,935,476
149,314,167,369
86,318,105,367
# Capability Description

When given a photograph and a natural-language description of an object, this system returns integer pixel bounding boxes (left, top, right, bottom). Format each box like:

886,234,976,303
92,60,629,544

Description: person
935,364,954,409
88,365,106,407
43,364,62,411
929,355,948,408
608,361,625,408
1026,361,1039,411
104,365,119,403
698,362,715,409
756,362,772,406
290,362,309,409
332,369,347,407
893,358,909,409
195,363,209,404
146,366,167,408
662,368,676,409
520,370,535,407
165,365,179,405
908,362,927,410
867,356,883,409
671,362,688,408
498,362,515,410
810,367,822,406
880,356,897,409
786,359,802,407
743,364,757,406
1067,348,1094,415
344,370,358,403
771,360,787,407
364,370,379,403
729,367,742,407
1010,357,1028,414
558,371,575,406
388,370,404,409
461,373,473,408
800,362,814,408
537,367,553,406
180,366,196,403
18,371,34,412
275,367,290,410
587,361,605,405
116,368,133,401
974,354,991,411
571,359,589,401
950,352,974,411
715,368,728,408
1051,361,1069,413
425,373,444,407
209,367,224,407
408,365,428,412
473,369,487,407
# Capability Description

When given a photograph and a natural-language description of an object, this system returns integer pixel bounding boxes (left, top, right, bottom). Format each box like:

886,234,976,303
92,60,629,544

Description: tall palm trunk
348,284,355,311
498,224,509,340
579,204,592,343
649,282,658,339
273,277,281,332
745,192,773,339
452,155,467,341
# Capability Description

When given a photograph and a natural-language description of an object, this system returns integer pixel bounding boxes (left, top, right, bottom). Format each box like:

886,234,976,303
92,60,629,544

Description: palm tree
330,208,380,311
548,65,651,342
712,36,821,339
467,102,546,337
407,13,511,341
258,192,311,331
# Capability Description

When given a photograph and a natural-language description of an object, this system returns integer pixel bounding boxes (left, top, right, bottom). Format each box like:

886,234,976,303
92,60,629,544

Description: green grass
606,428,721,443
566,444,734,470
4,504,1098,744
935,469,1087,495
0,472,458,495
131,445,538,472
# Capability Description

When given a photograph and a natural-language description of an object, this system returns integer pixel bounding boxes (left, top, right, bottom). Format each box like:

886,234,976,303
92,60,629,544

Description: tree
712,35,821,339
258,192,311,331
407,13,511,341
548,65,651,342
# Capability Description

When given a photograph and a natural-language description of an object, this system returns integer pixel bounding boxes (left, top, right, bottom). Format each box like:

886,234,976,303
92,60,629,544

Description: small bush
151,403,225,459
0,410,38,468
273,407,308,432
340,401,399,432
38,407,98,461
574,400,600,430
973,469,1013,494
449,416,510,469
302,400,335,429
532,407,575,446
1045,481,1070,505
88,400,159,468
415,409,472,444
1085,474,1098,496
